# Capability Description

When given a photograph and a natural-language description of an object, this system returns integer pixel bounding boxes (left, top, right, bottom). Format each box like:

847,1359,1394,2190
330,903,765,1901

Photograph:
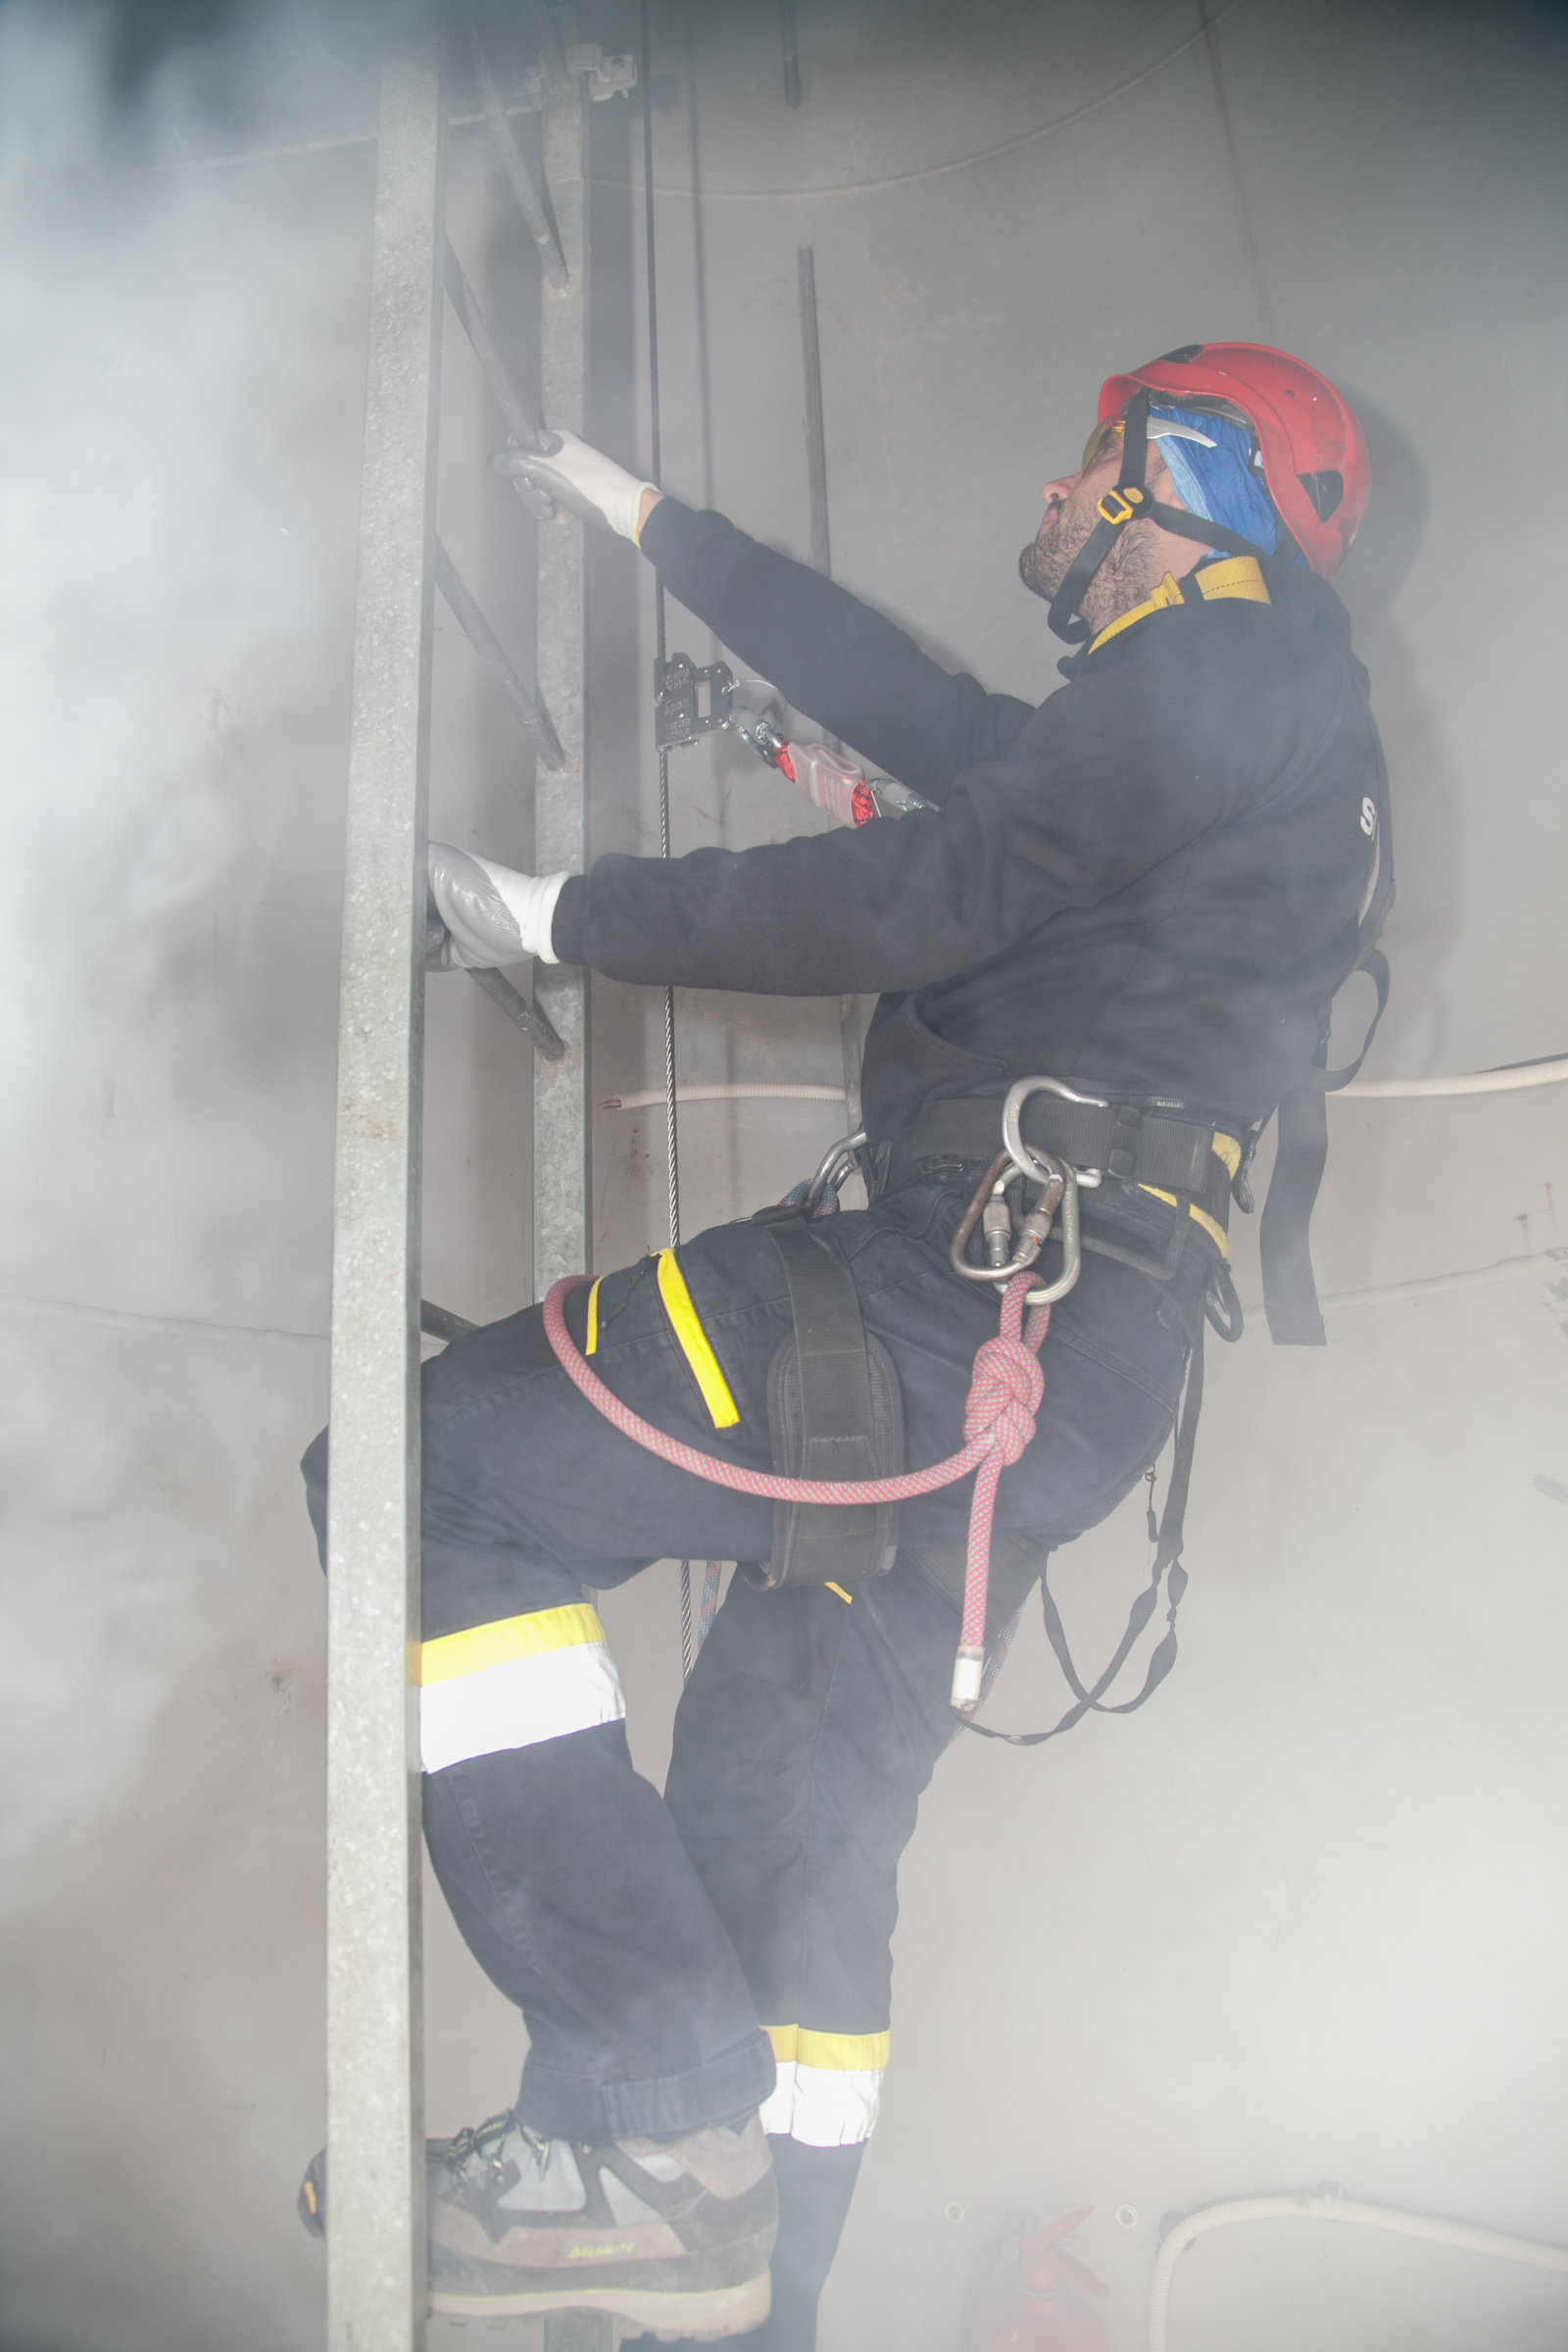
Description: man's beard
1019,503,1156,621
1018,513,1071,602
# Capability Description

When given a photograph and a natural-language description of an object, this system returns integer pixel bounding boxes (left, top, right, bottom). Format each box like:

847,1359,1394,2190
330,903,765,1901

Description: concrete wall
1,4,1563,2348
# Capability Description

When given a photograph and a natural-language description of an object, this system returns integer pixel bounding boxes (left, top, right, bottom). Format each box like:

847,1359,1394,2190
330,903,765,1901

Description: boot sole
429,2270,769,2335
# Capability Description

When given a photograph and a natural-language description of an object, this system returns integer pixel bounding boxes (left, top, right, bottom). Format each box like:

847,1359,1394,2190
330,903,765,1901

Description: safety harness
548,1079,1208,1737
869,1078,1233,1744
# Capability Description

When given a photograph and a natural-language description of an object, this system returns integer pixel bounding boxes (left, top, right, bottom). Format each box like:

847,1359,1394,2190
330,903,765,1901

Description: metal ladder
322,11,623,2348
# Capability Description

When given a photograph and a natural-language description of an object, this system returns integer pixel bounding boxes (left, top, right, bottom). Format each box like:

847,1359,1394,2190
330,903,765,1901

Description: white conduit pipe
601,1061,1568,1112
601,1082,849,1109
1148,2190,1568,2352
1340,1055,1568,1098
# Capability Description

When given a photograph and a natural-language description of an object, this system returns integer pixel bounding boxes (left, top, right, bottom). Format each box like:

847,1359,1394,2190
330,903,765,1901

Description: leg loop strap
749,1219,905,1592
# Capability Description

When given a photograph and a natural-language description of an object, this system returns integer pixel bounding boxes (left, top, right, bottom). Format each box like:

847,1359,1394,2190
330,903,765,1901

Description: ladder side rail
532,23,592,1300
324,23,445,2352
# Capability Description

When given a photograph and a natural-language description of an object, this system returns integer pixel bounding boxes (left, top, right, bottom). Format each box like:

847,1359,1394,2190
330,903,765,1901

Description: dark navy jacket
550,498,1388,1143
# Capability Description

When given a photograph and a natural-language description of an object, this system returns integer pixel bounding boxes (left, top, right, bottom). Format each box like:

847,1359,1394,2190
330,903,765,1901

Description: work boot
625,2135,864,2352
298,2108,777,2340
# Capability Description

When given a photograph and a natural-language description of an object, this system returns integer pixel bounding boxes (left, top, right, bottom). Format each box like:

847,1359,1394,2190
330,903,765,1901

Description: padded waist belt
746,1217,904,1593
889,1096,1241,1198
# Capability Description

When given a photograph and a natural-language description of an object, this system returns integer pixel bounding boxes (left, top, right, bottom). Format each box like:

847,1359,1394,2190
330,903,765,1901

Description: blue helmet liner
1150,402,1301,564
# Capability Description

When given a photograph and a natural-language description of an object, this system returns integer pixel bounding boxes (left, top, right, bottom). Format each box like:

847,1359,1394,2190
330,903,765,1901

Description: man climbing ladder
300,343,1388,2348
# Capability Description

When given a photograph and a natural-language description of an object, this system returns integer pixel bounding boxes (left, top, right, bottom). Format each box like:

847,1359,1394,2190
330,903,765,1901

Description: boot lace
438,2108,540,2185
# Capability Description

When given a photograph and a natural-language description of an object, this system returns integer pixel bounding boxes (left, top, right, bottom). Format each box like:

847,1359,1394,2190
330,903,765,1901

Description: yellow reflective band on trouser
656,1249,740,1430
585,1277,603,1355
760,2025,891,2148
418,1605,625,1773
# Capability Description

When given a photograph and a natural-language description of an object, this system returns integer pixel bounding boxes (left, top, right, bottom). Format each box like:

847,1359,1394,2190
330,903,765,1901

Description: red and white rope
542,1272,1051,1708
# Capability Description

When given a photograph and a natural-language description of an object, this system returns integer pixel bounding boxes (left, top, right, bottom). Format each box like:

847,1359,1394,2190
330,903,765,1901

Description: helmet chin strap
1046,388,1288,645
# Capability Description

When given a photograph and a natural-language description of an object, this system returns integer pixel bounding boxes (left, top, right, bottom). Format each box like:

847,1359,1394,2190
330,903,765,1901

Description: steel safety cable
640,0,679,1256
640,0,698,1675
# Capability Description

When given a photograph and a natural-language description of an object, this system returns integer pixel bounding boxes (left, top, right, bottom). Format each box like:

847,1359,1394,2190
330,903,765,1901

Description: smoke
0,11,380,2342
0,0,368,1902
1,6,1565,2349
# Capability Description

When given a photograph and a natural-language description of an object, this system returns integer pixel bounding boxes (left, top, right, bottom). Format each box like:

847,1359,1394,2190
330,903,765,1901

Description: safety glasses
1079,410,1225,475
1080,416,1126,473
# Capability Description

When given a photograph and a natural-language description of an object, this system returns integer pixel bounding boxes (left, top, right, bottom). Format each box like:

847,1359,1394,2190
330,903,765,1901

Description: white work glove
489,427,657,543
426,842,570,970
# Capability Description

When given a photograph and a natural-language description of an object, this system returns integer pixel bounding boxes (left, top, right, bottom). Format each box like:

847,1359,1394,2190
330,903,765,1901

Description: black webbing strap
755,1217,903,1589
951,1314,1203,1746
1259,1057,1331,1346
1047,390,1156,644
901,1095,1231,1195
1260,947,1391,1346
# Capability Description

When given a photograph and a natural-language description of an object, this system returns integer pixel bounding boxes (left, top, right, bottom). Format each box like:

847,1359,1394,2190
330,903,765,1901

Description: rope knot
964,1333,1045,1466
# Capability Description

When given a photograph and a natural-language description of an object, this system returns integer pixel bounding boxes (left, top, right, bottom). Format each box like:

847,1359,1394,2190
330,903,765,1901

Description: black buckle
1106,1103,1143,1183
1097,483,1147,527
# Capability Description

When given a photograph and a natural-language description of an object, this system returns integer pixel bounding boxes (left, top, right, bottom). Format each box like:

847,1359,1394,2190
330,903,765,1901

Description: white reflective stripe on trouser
418,1604,625,1773
759,2026,890,2148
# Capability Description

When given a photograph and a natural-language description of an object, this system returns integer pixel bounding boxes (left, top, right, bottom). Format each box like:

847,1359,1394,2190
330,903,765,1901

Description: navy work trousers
302,1184,1186,2151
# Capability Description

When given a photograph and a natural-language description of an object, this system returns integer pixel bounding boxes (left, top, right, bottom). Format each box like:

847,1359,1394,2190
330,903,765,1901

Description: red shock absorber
782,737,870,827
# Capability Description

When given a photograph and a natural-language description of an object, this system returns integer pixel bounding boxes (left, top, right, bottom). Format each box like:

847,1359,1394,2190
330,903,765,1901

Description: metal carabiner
949,1151,1025,1286
1002,1074,1108,1189
1023,1153,1081,1304
804,1128,868,1213
997,1079,1091,1302
948,1148,1075,1294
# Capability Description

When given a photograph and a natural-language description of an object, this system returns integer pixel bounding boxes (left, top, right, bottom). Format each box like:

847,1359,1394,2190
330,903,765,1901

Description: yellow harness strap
1088,555,1270,655
656,1250,741,1429
1138,1131,1244,1259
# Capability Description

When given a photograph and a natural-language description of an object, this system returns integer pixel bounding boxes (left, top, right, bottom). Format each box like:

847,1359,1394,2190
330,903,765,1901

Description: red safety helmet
1098,342,1370,578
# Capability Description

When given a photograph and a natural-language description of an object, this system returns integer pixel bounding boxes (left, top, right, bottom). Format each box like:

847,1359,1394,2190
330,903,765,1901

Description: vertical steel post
532,22,592,1297
324,24,444,2352
797,244,863,1128
797,248,831,581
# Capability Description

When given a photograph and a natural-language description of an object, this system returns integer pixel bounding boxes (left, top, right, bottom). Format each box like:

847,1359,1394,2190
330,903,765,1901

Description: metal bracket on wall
496,45,637,113
467,962,564,1060
434,536,564,767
